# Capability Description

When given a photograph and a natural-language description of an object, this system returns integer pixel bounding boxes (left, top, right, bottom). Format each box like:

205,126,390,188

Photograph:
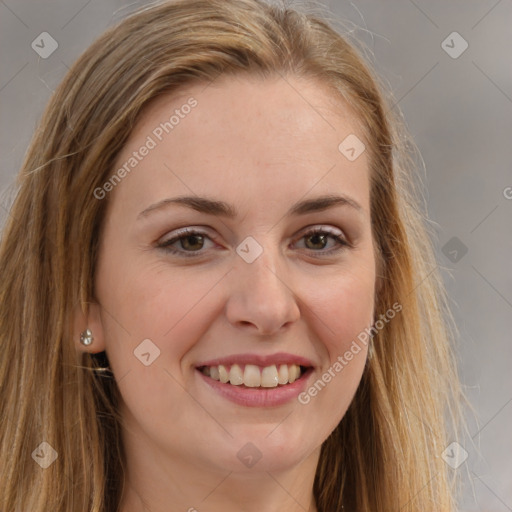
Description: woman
0,0,464,510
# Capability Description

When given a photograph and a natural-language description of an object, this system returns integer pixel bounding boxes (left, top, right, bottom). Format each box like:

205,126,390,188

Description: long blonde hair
0,0,463,510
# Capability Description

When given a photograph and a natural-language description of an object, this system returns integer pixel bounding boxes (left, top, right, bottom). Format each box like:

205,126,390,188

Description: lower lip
197,368,313,407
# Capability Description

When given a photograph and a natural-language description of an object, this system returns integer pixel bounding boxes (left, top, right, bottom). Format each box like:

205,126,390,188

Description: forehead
107,74,370,220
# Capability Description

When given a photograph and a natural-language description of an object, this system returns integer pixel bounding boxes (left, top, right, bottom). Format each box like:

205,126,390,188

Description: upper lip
196,352,314,368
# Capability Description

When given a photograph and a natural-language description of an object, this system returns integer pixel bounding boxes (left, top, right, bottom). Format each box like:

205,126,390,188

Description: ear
74,301,106,354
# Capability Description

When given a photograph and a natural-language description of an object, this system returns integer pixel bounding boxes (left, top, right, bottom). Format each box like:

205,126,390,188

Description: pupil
307,233,326,250
183,235,203,250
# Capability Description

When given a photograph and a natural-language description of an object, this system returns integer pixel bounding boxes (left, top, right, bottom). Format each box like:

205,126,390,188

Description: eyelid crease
156,225,352,258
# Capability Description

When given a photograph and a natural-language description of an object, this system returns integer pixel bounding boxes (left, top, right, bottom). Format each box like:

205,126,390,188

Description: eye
157,226,351,258
157,227,215,257
293,227,350,256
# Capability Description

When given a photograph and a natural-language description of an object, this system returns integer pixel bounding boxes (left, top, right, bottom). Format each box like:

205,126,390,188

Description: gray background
0,0,510,510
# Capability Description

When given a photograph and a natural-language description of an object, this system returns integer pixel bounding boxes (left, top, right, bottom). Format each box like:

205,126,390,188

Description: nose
225,244,301,337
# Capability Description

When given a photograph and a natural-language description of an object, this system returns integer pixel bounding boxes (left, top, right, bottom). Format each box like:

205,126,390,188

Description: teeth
244,364,261,387
229,364,244,385
203,363,303,387
209,366,220,380
261,365,278,387
288,364,299,383
277,364,289,385
219,364,229,383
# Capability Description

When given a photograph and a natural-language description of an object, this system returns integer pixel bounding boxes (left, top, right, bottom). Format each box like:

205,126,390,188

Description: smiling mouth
198,363,309,388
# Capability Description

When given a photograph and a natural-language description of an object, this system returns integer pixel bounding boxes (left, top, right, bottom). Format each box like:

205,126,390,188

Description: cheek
96,264,225,425
297,261,375,407
97,259,224,367
308,262,376,359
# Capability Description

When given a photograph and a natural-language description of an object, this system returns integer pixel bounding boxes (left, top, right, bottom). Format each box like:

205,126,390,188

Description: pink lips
196,352,314,407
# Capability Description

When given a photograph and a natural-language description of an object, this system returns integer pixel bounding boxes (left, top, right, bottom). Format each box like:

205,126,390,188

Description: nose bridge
226,235,300,334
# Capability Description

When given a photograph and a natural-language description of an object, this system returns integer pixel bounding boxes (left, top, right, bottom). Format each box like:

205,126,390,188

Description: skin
75,74,376,512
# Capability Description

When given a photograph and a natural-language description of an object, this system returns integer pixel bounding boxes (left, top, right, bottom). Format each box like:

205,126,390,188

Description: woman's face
89,75,376,477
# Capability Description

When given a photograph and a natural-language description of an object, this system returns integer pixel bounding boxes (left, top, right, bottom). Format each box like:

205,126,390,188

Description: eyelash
157,227,351,258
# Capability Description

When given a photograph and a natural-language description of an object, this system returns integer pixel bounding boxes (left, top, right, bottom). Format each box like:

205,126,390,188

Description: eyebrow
137,193,363,220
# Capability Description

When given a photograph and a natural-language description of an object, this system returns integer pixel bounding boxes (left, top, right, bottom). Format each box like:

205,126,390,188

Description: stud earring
80,328,94,346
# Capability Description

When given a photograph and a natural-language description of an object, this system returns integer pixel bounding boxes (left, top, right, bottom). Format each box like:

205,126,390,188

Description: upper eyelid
159,224,347,242
157,225,350,251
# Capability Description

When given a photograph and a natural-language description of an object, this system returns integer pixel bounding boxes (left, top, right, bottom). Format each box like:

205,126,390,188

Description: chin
200,421,320,474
